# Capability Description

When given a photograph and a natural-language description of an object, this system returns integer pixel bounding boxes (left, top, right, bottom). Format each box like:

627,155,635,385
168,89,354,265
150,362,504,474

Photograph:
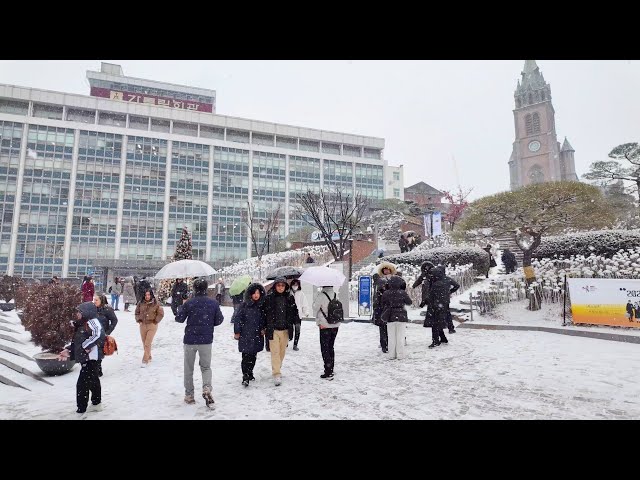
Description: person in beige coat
123,277,137,312
135,289,164,367
313,285,340,380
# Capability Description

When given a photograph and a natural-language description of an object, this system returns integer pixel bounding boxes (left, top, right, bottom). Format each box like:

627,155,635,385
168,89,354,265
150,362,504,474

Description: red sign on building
90,87,214,113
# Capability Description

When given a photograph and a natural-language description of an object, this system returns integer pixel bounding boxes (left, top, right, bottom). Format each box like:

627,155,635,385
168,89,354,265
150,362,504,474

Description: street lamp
347,236,354,281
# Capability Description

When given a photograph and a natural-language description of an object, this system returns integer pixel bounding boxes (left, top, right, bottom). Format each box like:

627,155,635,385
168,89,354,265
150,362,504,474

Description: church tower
508,60,578,190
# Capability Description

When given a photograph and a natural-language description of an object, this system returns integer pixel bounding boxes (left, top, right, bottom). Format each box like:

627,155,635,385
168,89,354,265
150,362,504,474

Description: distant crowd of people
398,231,423,253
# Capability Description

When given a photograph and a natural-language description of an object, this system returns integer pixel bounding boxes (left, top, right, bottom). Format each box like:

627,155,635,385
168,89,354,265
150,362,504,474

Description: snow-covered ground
2,306,640,419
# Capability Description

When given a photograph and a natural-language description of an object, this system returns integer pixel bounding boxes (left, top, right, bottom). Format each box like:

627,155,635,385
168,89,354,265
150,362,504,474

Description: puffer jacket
97,304,118,335
381,275,412,323
426,266,460,328
234,283,267,354
412,261,435,307
135,295,164,324
264,282,298,341
123,279,137,304
65,302,105,363
175,292,224,344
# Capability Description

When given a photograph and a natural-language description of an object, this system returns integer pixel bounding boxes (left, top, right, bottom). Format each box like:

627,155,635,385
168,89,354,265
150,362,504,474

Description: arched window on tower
540,90,545,101
533,112,541,133
525,114,533,135
516,98,521,108
528,93,533,104
528,165,544,184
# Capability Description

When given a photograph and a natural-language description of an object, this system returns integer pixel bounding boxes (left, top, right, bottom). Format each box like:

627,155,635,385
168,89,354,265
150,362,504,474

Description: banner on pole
432,212,442,236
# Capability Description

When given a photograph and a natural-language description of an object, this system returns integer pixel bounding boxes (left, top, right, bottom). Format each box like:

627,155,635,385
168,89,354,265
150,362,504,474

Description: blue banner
358,275,372,317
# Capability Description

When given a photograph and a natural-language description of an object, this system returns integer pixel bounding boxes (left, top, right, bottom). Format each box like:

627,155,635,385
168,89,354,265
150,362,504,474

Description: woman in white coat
290,279,308,351
313,285,340,380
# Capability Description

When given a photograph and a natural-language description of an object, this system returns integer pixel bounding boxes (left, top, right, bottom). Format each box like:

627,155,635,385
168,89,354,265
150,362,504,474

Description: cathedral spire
560,137,575,152
523,60,538,75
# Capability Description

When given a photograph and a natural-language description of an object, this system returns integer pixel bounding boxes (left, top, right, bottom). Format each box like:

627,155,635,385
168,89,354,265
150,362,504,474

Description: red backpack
103,335,118,356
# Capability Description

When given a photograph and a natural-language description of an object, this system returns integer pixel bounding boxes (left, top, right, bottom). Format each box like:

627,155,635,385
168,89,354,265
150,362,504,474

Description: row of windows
0,99,383,159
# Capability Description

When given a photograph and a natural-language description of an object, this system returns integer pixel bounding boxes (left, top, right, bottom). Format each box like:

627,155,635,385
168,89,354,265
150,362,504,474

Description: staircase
493,235,524,266
352,251,383,278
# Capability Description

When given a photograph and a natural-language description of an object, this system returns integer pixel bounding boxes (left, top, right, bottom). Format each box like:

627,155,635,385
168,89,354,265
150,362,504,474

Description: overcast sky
0,60,638,200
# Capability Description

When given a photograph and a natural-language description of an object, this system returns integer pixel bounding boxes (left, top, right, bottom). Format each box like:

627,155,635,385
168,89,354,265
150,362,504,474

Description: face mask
292,285,299,291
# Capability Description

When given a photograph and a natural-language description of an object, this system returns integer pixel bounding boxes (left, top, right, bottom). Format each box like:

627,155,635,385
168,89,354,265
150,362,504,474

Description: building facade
384,164,404,200
0,63,397,280
508,60,578,190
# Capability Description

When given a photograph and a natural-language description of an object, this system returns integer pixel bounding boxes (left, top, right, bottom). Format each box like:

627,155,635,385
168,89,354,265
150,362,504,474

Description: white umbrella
154,259,217,280
298,266,346,288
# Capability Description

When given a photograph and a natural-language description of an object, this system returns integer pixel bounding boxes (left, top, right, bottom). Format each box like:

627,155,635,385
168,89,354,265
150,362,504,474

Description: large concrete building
508,60,578,190
0,62,402,284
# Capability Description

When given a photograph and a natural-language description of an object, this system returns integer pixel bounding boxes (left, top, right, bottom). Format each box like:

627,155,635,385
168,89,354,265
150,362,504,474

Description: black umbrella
266,266,304,280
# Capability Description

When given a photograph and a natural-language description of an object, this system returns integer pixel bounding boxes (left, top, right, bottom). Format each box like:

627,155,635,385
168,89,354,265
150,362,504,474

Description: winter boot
320,372,334,380
428,342,440,348
449,328,456,334
184,394,195,404
202,388,215,408
274,375,282,386
293,344,299,351
242,374,250,387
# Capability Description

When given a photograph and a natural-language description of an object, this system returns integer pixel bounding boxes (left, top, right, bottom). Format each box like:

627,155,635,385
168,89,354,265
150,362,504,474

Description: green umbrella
229,275,252,296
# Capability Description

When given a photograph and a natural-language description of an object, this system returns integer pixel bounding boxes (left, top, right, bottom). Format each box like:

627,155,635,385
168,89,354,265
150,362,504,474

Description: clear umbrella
266,266,304,280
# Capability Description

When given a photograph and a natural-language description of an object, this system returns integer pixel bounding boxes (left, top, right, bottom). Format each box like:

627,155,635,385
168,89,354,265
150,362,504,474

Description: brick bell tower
508,60,577,190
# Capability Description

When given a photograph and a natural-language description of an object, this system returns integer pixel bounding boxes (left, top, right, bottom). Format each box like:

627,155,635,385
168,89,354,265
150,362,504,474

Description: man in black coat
426,266,459,348
263,277,299,386
175,278,224,407
171,278,189,316
501,249,517,274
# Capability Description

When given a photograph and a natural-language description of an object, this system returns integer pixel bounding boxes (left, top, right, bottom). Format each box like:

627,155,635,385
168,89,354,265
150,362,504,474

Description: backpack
320,292,344,324
103,335,118,356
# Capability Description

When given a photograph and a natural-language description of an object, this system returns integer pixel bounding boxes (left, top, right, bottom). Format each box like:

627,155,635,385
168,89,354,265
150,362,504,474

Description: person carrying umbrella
264,276,299,386
229,275,252,324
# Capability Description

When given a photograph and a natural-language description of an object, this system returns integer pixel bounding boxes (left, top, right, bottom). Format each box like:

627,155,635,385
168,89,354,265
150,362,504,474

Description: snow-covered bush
0,275,24,303
533,230,640,260
383,246,489,276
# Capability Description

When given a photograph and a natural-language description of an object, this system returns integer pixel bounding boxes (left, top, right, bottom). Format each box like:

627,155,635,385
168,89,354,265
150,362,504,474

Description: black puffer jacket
426,266,460,328
96,304,118,335
171,281,189,306
372,273,390,326
381,275,412,323
66,302,105,363
234,283,267,354
264,281,298,341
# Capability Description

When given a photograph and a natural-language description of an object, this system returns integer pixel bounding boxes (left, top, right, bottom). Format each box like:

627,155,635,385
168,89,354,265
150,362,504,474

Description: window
200,125,224,140
532,112,541,133
275,136,297,150
129,115,149,131
33,103,63,120
343,145,361,157
173,121,197,136
364,148,381,159
322,142,340,155
525,114,533,135
99,112,126,127
393,188,400,198
151,118,170,133
227,129,250,144
0,99,28,115
67,108,95,123
299,139,319,152
393,171,400,181
252,133,274,146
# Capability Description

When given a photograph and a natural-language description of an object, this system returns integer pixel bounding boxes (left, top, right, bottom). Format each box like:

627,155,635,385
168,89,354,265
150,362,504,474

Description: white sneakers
274,375,282,386
141,362,148,368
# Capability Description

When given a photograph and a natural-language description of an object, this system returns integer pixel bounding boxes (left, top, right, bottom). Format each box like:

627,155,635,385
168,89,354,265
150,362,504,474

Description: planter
33,352,76,376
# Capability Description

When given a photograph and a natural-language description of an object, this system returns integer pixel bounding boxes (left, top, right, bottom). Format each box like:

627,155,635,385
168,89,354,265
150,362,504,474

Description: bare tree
294,188,370,260
242,202,282,261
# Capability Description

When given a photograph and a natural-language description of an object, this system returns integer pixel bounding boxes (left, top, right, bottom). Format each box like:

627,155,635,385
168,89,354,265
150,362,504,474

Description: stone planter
33,352,76,376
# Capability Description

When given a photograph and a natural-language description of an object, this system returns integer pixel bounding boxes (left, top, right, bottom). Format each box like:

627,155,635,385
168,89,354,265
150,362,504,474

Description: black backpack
321,292,344,324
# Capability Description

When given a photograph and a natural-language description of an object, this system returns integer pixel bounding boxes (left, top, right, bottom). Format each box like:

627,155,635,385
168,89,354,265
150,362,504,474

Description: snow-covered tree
243,202,282,261
583,142,640,206
157,227,194,303
456,181,614,309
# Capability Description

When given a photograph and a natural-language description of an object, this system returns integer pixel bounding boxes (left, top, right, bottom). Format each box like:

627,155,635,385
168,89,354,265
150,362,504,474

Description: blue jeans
110,294,119,310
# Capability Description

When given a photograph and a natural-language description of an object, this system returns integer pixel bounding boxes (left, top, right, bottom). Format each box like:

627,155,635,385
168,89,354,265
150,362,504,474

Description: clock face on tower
528,140,541,152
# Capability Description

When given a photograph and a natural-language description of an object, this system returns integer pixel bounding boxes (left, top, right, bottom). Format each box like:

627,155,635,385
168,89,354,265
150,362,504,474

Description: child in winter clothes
233,283,267,386
58,302,105,415
313,286,340,379
290,279,309,351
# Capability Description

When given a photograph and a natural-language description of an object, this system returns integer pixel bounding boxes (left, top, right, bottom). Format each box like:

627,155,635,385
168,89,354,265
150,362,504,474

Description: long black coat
234,283,267,354
96,305,118,335
426,266,460,328
381,275,412,323
501,250,517,269
412,262,434,307
372,273,389,326
264,283,298,341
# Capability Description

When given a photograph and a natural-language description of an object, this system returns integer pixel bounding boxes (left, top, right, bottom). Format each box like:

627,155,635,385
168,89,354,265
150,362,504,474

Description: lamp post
348,236,354,281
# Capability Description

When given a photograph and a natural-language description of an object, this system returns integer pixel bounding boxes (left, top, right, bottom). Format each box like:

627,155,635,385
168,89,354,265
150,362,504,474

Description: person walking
215,278,225,304
122,277,136,312
290,278,309,351
57,301,105,415
135,289,164,367
170,278,189,317
313,285,340,379
109,277,123,311
93,293,118,377
426,266,460,348
233,283,267,387
175,278,224,407
373,262,396,353
483,244,497,278
501,248,517,274
264,277,299,386
81,275,95,303
381,275,412,360
305,253,315,264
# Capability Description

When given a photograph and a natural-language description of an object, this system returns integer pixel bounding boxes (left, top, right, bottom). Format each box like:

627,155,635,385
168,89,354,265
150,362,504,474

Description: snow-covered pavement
1,306,640,419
